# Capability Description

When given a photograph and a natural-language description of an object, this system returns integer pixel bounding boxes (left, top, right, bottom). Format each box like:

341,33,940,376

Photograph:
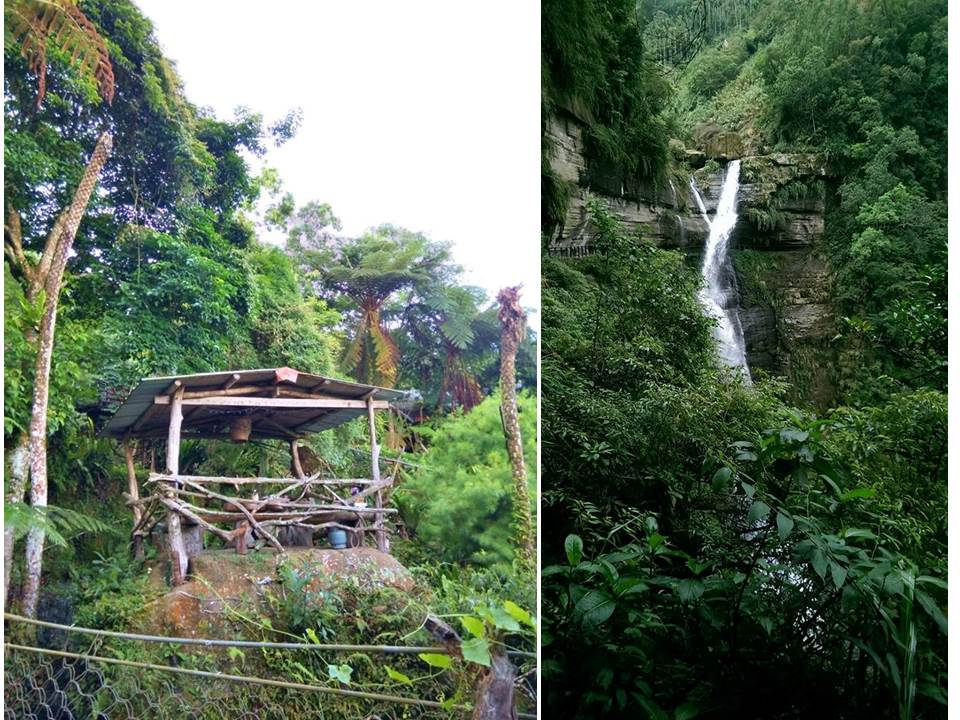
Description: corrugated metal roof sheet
102,368,406,440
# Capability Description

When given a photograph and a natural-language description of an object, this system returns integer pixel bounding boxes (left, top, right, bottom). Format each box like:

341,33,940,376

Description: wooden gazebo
103,367,406,585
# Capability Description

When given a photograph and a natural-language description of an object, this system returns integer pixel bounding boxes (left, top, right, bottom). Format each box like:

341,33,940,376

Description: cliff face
545,112,836,406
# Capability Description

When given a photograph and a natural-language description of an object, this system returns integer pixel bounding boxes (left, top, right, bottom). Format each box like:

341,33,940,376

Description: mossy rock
142,548,415,638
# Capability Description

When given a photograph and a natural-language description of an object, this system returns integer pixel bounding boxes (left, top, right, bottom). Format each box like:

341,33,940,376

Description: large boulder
144,548,415,637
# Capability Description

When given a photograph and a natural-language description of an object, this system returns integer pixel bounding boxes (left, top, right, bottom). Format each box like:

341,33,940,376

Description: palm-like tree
287,217,457,387
4,0,114,615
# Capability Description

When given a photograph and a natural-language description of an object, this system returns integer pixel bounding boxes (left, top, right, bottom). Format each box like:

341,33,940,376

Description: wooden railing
126,473,395,556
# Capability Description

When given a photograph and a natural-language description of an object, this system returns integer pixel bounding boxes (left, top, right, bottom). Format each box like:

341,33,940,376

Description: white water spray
689,161,751,380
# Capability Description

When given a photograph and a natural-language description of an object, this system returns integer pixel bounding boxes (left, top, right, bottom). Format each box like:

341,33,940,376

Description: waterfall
689,161,751,381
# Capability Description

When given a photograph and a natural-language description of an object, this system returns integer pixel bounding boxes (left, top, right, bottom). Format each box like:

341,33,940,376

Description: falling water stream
689,160,751,381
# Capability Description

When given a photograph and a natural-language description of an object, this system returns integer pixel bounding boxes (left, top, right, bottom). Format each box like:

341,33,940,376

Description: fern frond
5,0,115,108
4,502,118,547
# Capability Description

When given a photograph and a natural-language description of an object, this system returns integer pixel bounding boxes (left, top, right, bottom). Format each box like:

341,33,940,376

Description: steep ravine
545,111,836,406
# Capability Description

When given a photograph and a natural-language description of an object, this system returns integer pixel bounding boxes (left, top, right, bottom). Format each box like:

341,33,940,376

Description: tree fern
5,0,115,108
4,502,118,548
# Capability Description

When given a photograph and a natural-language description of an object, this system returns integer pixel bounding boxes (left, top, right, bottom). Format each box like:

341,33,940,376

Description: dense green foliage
540,13,948,715
396,392,537,569
4,2,537,685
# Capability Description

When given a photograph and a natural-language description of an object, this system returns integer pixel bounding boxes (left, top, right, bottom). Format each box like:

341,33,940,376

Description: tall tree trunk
20,131,112,619
4,435,30,607
496,286,534,576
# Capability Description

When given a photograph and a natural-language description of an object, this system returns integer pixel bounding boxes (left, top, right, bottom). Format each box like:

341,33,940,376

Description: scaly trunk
20,132,112,619
497,286,534,575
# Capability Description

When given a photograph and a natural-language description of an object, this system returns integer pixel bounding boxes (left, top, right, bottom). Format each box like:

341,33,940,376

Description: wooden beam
154,396,389,410
149,474,376,485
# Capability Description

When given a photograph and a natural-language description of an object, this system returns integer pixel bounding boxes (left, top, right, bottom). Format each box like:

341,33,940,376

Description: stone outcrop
544,111,836,405
144,547,415,637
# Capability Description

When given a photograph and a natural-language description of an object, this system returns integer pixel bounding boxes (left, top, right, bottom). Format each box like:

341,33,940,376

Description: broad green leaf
614,576,648,595
565,534,584,566
747,500,771,525
811,548,828,580
488,605,521,632
503,600,535,627
675,702,701,720
385,666,413,684
327,664,352,685
776,512,794,541
915,590,947,635
648,533,666,550
741,481,755,498
460,637,491,667
461,616,485,639
758,617,774,635
418,653,453,669
711,466,732,492
574,589,617,627
917,575,947,591
779,428,809,443
840,487,875,502
305,628,320,645
677,579,705,603
830,562,847,590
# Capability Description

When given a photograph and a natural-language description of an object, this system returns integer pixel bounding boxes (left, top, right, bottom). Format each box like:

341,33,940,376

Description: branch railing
131,473,396,555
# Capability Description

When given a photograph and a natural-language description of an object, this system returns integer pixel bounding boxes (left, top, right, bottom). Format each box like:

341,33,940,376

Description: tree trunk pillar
166,384,188,585
124,441,144,560
367,397,386,552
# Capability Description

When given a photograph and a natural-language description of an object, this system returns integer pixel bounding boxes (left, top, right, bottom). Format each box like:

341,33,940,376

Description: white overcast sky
136,1,540,315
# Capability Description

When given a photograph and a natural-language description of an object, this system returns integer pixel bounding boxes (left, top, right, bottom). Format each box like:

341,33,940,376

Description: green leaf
741,481,756,499
811,548,828,580
460,637,491,667
503,600,535,627
758,617,774,635
488,606,521,632
565,534,584,566
227,647,244,664
830,562,847,590
461,616,485,639
776,512,794,541
327,664,352,685
677,579,705,603
915,590,948,635
840,487,875,502
385,666,413,684
747,500,771,525
305,628,320,645
779,428,809,443
573,589,617,627
711,466,732,492
418,653,453,669
675,702,701,720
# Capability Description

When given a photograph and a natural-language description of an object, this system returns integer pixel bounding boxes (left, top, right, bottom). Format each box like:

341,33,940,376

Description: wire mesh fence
4,615,537,719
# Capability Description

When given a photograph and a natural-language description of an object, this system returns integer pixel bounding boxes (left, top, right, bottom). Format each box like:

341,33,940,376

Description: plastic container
328,528,348,549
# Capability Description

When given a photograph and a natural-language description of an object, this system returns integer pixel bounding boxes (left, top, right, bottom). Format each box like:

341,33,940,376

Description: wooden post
123,441,144,560
166,384,188,585
291,439,306,479
367,396,386,552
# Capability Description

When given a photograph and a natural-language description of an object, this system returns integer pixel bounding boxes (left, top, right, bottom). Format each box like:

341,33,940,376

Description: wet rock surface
545,111,836,404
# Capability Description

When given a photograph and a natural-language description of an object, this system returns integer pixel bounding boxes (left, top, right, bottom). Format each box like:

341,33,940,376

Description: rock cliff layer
545,112,836,405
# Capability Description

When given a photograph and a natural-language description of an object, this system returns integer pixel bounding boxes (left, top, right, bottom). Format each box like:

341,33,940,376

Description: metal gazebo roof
102,368,406,441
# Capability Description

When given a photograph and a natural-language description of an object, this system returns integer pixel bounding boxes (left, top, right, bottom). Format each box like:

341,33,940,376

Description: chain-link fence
4,615,537,719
